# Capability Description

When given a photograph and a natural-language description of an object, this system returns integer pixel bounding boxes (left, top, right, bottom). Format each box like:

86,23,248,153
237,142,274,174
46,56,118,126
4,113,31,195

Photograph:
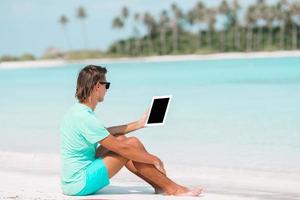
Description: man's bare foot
175,187,203,196
171,186,202,197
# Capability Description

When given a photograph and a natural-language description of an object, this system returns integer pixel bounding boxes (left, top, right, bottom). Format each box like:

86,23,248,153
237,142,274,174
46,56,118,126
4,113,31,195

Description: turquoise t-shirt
60,103,110,195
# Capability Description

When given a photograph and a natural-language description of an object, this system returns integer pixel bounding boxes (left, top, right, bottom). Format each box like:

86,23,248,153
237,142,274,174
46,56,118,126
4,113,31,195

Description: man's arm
107,121,142,136
106,110,148,136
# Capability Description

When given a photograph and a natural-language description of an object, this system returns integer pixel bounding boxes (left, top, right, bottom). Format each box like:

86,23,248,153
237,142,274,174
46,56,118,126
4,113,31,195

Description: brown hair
75,65,107,102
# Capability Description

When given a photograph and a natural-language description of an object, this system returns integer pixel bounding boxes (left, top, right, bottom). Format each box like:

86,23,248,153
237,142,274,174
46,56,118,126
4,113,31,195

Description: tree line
109,0,300,56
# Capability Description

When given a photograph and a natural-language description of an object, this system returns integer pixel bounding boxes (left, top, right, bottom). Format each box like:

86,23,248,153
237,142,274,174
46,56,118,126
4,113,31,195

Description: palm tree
143,12,156,54
218,0,231,51
188,2,206,50
276,0,289,50
231,0,241,50
112,17,124,54
289,2,300,49
133,13,141,55
159,10,170,54
205,8,216,49
76,6,88,49
264,6,277,47
59,15,71,51
246,5,256,51
170,3,183,53
121,6,130,54
186,8,197,50
253,0,267,50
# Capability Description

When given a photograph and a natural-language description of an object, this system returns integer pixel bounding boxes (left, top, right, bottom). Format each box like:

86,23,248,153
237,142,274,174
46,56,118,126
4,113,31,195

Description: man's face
94,77,108,102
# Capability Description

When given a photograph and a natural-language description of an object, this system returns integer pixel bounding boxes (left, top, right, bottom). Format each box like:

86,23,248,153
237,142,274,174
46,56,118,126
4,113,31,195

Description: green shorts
76,158,110,196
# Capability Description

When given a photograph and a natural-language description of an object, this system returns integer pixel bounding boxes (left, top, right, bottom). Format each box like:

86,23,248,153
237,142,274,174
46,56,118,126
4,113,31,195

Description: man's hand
137,109,149,129
153,157,166,175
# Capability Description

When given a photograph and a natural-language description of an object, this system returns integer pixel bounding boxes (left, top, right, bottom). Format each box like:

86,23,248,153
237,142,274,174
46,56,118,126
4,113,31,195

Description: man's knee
125,136,143,148
116,135,127,141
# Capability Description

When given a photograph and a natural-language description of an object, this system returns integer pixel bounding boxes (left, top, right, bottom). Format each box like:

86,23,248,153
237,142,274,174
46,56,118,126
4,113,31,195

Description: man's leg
125,160,164,194
99,136,202,196
96,135,163,193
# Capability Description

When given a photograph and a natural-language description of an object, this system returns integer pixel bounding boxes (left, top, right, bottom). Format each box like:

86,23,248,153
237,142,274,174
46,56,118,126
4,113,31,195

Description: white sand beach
0,153,255,200
0,59,66,70
1,50,300,70
1,152,299,200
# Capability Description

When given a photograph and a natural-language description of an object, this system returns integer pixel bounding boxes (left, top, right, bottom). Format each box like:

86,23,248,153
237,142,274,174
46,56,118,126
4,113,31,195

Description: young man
60,65,202,196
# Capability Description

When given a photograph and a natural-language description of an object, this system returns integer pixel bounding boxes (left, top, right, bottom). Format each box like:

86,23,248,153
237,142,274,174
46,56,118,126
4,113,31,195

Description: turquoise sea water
1,57,300,194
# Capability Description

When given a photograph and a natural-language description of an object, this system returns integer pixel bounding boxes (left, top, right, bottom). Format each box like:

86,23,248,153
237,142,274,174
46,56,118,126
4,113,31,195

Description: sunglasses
99,81,110,89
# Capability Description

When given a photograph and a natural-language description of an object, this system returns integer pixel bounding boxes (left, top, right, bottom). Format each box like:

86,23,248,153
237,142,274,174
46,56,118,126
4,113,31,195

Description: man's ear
92,83,99,92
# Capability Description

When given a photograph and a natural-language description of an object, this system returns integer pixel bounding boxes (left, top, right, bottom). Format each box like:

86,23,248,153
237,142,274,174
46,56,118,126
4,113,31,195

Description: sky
0,0,282,57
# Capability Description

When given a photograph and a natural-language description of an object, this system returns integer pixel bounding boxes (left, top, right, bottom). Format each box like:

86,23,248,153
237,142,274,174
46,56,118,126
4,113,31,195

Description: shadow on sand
97,185,154,195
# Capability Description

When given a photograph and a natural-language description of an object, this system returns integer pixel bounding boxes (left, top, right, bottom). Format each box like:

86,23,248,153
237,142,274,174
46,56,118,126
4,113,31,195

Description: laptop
145,95,172,127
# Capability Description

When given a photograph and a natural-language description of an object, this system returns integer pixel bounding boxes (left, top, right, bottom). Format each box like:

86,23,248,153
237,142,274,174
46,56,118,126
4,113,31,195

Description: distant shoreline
1,50,300,70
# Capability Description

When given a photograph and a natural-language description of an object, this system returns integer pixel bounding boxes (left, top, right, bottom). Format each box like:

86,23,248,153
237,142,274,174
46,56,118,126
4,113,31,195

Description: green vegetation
108,0,300,56
0,53,35,62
